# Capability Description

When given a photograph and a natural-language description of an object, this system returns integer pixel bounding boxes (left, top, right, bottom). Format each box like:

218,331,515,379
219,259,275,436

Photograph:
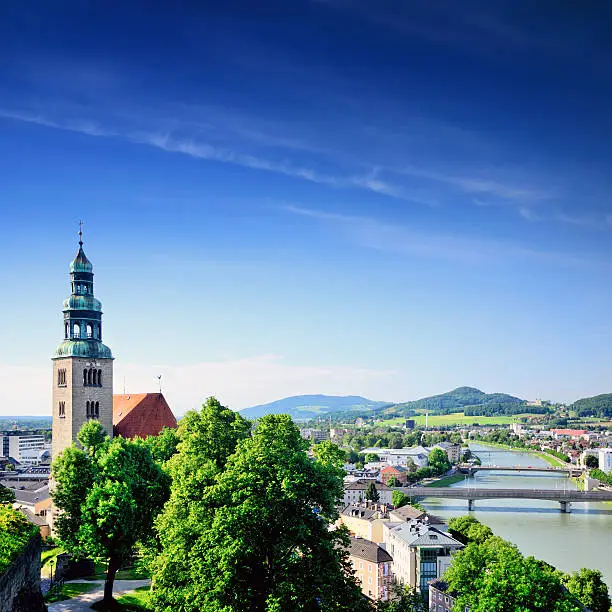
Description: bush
0,506,38,575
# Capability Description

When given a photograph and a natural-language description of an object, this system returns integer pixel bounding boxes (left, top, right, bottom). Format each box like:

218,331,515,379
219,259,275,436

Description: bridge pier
468,499,475,511
559,501,571,513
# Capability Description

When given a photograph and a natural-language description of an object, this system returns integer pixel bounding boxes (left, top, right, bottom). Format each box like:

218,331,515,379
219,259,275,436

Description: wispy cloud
282,204,600,267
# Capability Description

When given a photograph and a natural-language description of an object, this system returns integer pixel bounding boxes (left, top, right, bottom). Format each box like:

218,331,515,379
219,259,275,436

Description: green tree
0,485,15,505
375,584,427,611
448,516,493,545
584,455,599,469
392,490,409,508
144,426,180,465
427,448,451,475
387,476,402,487
365,453,380,463
563,568,611,612
347,449,360,464
365,481,380,502
52,420,169,605
313,440,347,468
150,412,366,611
445,536,583,612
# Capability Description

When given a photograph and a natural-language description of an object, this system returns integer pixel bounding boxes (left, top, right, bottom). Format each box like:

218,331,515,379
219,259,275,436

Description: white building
382,519,463,593
361,447,430,468
7,435,46,465
598,448,612,474
343,481,393,505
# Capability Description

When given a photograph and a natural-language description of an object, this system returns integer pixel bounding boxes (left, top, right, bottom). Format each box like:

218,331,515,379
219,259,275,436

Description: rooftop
348,537,393,564
388,519,464,548
113,393,177,439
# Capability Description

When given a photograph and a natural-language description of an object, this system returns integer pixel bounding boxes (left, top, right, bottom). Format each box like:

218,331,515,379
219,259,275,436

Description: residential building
405,419,415,429
348,537,393,601
599,448,612,474
299,428,328,441
434,443,461,463
339,503,390,543
550,429,588,441
381,465,409,485
382,519,463,593
7,436,46,465
429,580,460,612
343,480,393,506
361,446,430,468
113,393,177,439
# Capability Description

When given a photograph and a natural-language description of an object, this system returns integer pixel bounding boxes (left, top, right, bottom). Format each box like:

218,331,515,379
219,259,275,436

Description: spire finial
78,220,83,247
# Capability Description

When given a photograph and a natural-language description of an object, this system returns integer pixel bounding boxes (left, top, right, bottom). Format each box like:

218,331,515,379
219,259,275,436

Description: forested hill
570,393,612,419
240,395,390,420
382,386,534,417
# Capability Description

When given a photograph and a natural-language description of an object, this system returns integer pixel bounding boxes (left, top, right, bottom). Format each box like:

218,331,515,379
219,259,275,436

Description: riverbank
426,473,465,487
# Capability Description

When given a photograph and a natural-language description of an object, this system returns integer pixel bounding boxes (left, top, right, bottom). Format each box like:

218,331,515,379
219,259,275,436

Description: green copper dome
70,246,93,273
62,295,102,312
53,339,113,359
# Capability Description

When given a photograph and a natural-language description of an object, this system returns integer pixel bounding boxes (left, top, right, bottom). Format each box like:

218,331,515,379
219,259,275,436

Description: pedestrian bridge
458,465,585,477
399,486,612,513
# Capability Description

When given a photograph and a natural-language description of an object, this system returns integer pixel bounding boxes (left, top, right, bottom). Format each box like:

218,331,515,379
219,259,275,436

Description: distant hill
570,393,612,419
383,386,531,418
240,395,390,420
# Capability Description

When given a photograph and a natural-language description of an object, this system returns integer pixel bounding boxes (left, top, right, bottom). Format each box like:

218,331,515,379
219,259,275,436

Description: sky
1,0,612,416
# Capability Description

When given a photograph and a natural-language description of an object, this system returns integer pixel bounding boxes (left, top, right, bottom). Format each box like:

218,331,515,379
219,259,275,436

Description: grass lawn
378,412,539,427
426,473,466,487
116,567,150,581
41,546,65,573
45,581,98,603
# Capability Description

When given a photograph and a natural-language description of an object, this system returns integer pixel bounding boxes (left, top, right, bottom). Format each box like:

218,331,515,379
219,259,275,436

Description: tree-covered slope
240,395,390,420
570,393,612,419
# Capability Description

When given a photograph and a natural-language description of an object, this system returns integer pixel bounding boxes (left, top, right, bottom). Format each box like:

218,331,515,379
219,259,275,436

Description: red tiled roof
113,393,177,439
551,429,587,436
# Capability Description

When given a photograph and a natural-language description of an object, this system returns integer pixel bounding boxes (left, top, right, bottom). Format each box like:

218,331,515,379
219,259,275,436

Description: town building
52,229,114,458
4,435,46,465
347,537,393,601
599,448,612,474
381,465,409,485
429,580,459,612
361,446,430,468
550,429,588,441
343,480,393,505
382,519,463,593
113,393,177,439
434,442,461,463
339,503,391,543
299,428,328,442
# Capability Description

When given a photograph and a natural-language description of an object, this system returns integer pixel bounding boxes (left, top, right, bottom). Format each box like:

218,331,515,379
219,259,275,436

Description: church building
52,229,176,458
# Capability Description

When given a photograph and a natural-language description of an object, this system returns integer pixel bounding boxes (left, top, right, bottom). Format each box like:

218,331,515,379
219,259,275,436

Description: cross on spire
78,220,83,247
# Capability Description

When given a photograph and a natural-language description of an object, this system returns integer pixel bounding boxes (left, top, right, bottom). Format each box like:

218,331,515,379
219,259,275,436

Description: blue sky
1,0,612,415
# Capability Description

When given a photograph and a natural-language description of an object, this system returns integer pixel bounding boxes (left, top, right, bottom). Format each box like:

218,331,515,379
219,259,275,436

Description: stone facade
52,356,113,458
0,534,46,612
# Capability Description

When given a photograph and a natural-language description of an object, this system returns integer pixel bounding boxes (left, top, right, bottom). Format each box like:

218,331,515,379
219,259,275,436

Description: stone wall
0,534,46,612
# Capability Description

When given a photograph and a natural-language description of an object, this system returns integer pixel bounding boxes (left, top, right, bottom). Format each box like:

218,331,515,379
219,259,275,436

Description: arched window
65,322,69,339
86,401,90,418
83,369,88,386
59,401,65,418
87,323,93,339
88,369,93,386
94,369,98,386
98,369,102,387
95,401,99,418
73,323,80,339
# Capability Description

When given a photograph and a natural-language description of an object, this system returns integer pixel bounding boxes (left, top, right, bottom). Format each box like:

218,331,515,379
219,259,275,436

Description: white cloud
0,356,396,417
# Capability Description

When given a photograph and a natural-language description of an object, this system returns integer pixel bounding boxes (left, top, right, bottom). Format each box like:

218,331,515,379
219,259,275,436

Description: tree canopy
0,485,16,505
365,481,380,502
427,448,451,474
52,420,170,604
562,568,611,612
150,401,366,611
0,505,38,575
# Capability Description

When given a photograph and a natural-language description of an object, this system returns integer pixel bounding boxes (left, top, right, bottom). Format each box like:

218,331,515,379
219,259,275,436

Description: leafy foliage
365,481,380,502
427,448,451,474
52,420,170,603
584,455,599,469
445,536,583,611
544,448,570,463
0,485,16,505
364,453,380,463
447,516,493,545
562,568,611,612
570,393,612,419
375,584,427,611
0,505,38,575
387,476,402,487
590,468,612,486
150,405,366,611
391,490,409,508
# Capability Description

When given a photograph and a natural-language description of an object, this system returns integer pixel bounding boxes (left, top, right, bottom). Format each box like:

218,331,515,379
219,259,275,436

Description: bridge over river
398,486,612,513
458,465,586,477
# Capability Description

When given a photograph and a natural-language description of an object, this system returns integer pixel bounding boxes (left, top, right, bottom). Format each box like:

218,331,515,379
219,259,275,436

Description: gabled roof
348,537,392,563
389,505,425,521
389,520,463,548
381,465,407,473
345,480,391,491
113,393,177,439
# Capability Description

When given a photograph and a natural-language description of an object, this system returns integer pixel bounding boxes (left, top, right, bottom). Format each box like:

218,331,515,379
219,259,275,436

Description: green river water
420,442,612,588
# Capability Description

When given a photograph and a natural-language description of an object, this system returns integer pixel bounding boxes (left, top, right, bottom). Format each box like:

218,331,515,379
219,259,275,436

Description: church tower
52,227,114,458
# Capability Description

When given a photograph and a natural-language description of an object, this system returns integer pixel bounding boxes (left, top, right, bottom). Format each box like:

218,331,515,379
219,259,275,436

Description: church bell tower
52,226,114,458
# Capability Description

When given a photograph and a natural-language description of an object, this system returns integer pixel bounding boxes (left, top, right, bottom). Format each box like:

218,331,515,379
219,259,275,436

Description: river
419,443,612,588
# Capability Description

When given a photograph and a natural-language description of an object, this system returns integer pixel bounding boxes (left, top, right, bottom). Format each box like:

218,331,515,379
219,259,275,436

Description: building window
73,323,80,338
98,369,102,386
83,369,88,386
87,323,93,338
95,401,99,418
59,401,65,418
57,369,67,386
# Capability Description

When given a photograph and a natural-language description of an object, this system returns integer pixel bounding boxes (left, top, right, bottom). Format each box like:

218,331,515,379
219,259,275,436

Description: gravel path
46,579,150,611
